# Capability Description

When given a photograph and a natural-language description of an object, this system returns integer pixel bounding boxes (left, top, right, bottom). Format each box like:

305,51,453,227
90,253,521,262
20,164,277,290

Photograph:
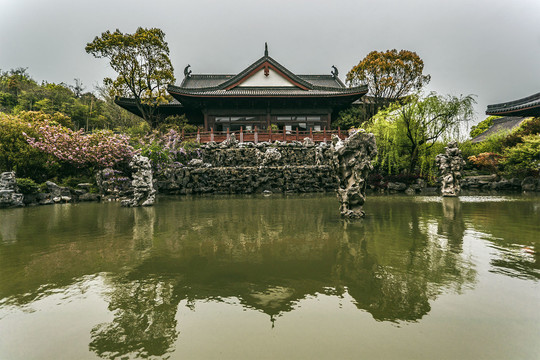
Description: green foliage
332,106,367,130
85,27,175,127
137,130,201,171
158,114,197,134
469,116,498,138
501,135,540,176
0,112,59,181
1,68,138,131
16,177,40,194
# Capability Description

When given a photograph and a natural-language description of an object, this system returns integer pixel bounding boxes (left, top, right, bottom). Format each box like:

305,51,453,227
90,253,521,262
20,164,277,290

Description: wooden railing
181,127,346,144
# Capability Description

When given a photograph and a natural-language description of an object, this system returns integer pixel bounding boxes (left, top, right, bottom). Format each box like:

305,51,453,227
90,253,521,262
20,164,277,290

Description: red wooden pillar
240,127,244,143
254,126,258,144
226,127,230,140
269,126,272,142
323,127,327,143
210,127,214,142
338,126,341,139
296,127,299,141
309,127,313,141
283,127,286,141
197,128,200,143
181,128,185,140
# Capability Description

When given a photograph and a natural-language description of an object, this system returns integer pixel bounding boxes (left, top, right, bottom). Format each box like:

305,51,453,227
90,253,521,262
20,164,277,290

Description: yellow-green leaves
346,49,431,108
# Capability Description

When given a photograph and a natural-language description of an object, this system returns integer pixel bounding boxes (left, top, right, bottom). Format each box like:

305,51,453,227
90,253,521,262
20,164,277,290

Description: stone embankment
0,171,100,208
371,175,540,195
156,139,338,194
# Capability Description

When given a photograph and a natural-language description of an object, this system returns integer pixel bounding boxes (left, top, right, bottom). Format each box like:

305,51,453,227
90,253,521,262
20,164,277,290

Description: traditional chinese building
486,91,540,117
116,44,368,132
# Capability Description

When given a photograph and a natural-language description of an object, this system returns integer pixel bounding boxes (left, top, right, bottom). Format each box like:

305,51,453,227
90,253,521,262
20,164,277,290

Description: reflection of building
116,44,367,131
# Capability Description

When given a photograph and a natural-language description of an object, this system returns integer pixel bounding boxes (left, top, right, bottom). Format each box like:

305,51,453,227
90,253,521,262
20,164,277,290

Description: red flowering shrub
468,152,503,173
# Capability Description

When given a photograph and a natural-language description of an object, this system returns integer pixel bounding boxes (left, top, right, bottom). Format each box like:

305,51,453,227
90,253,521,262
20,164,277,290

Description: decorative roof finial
184,64,192,78
264,42,268,57
331,65,339,78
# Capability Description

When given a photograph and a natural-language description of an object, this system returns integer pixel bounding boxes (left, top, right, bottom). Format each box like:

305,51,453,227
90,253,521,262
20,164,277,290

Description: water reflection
0,195,539,359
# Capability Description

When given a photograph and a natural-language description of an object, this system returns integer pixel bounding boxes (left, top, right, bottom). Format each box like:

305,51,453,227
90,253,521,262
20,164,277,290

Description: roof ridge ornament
264,42,268,57
184,64,192,78
331,65,338,78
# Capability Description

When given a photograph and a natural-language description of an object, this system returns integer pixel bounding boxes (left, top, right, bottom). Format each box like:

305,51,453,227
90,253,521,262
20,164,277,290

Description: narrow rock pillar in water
121,155,156,207
435,141,465,197
331,130,377,218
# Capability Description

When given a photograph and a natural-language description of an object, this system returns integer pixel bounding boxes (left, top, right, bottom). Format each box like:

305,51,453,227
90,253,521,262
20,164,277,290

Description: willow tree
86,27,175,128
346,49,431,112
368,93,476,175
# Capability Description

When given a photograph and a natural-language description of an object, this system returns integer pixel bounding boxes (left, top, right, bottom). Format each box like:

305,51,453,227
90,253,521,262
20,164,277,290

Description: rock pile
331,130,377,218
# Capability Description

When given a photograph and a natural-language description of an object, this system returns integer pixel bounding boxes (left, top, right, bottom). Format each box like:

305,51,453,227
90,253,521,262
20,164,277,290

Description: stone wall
156,140,337,194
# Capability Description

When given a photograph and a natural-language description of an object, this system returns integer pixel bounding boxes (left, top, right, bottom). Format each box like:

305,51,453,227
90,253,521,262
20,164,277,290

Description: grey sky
1,0,539,123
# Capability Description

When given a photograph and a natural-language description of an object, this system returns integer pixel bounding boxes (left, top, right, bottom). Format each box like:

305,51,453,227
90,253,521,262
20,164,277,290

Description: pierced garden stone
331,130,377,218
436,141,465,197
121,155,156,207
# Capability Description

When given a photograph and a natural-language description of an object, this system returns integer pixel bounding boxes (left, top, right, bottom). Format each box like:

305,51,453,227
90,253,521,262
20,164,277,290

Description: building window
214,116,264,132
274,115,324,131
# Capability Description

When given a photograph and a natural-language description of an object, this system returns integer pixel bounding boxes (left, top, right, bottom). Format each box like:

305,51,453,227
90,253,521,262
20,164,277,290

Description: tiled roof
486,92,540,116
170,53,366,97
181,74,233,88
181,74,345,89
168,86,366,98
471,116,529,143
297,75,345,88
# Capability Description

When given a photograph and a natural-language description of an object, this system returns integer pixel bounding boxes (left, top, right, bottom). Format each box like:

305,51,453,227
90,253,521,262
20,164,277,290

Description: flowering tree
24,121,135,168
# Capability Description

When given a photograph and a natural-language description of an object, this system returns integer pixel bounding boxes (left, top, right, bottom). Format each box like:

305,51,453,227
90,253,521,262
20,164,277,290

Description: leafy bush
137,129,200,171
0,112,58,181
501,135,540,176
16,177,40,194
158,114,198,134
467,152,503,174
332,105,367,130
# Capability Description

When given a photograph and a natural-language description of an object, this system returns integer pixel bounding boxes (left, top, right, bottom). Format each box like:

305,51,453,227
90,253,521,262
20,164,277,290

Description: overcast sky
1,0,539,123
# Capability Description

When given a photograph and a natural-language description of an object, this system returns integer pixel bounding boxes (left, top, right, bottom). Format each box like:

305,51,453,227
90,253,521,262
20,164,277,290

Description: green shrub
16,177,40,194
158,114,198,134
332,105,367,130
0,112,59,181
501,135,540,176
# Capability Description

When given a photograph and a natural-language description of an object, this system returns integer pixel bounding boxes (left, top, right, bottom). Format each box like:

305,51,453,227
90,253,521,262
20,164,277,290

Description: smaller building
473,91,540,142
471,116,530,143
486,92,540,117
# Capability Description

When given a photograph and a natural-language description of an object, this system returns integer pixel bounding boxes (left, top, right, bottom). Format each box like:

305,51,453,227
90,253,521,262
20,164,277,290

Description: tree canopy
85,27,175,128
346,49,431,110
